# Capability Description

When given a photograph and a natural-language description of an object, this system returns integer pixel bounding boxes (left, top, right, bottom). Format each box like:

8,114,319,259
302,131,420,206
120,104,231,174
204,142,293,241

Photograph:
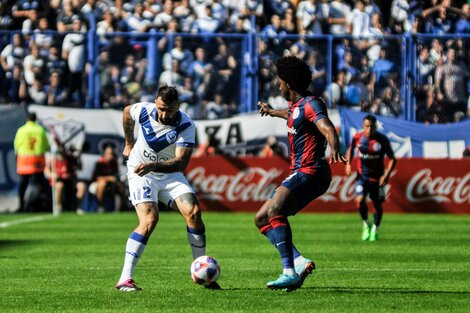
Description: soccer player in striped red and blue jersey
256,56,347,291
345,114,397,241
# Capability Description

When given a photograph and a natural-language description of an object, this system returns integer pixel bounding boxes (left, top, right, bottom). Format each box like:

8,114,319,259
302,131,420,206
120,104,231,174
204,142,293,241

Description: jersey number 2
143,186,151,199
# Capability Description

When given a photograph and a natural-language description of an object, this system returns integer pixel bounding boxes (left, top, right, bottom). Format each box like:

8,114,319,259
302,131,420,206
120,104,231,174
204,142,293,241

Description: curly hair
157,85,179,105
275,56,312,93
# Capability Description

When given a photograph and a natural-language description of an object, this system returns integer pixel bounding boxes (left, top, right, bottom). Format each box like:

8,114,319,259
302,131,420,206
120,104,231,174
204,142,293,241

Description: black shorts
280,171,331,209
355,175,385,202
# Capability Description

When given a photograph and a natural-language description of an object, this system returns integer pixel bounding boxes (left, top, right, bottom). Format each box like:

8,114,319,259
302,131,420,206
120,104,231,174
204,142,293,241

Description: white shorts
128,172,195,207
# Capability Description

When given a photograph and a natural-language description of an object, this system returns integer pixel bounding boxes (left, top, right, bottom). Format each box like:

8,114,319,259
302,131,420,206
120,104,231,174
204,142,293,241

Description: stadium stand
0,0,468,123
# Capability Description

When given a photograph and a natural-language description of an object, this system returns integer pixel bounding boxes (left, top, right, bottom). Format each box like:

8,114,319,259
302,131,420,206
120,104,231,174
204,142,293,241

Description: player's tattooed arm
134,146,193,176
122,105,135,158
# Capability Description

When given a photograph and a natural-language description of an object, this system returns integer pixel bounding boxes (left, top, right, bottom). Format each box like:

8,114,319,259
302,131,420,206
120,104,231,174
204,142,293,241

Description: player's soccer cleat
295,259,316,284
284,259,316,292
266,274,301,290
116,279,142,292
361,225,371,241
204,281,222,290
369,230,379,241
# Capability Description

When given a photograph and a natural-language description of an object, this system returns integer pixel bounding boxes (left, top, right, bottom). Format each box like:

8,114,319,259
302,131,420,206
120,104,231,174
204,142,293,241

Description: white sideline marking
0,215,55,228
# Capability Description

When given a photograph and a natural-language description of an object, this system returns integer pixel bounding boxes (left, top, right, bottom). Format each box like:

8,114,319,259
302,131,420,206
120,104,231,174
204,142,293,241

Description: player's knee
254,213,268,229
184,204,201,223
373,202,383,212
355,196,365,205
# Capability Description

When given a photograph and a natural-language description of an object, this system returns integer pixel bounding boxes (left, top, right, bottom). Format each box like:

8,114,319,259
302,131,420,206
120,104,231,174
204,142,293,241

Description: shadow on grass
220,286,470,295
302,286,470,295
0,239,42,249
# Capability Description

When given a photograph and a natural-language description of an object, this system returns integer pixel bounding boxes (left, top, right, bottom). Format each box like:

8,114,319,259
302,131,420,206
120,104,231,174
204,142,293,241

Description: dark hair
27,112,37,122
157,85,179,105
275,56,312,93
364,114,377,125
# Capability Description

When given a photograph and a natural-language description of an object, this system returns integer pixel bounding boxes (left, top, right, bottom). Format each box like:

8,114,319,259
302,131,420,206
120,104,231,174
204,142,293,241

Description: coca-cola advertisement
186,156,470,214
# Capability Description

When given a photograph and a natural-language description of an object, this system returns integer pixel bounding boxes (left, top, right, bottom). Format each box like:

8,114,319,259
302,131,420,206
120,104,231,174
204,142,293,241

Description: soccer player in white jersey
116,86,220,291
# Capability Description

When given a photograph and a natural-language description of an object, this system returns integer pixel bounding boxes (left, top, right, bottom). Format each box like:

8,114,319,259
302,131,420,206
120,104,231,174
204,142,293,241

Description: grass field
1,212,469,313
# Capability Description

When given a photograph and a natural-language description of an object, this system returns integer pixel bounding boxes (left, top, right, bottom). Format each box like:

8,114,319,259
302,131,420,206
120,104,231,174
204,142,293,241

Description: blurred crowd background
0,0,469,123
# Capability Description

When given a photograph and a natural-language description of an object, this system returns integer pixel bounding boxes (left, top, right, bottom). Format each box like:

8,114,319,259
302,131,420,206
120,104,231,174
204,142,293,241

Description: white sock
362,220,370,228
118,232,147,284
371,224,378,233
187,227,206,259
294,255,307,267
283,268,296,276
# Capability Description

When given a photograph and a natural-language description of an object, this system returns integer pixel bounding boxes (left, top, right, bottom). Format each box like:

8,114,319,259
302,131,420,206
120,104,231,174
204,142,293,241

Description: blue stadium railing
1,26,469,121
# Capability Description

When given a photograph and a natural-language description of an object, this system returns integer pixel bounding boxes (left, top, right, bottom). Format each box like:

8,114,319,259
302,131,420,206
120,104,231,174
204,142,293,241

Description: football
190,255,221,286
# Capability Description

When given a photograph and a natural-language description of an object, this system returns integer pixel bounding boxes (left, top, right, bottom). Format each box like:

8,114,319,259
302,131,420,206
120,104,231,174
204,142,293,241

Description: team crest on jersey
372,142,382,151
166,130,178,144
293,107,300,119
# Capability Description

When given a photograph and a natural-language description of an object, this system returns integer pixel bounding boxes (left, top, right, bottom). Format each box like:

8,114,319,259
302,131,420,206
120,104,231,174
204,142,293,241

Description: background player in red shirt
345,114,397,241
257,56,347,291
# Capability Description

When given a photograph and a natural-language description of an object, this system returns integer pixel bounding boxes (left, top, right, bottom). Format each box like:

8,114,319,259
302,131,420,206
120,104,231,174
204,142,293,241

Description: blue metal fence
1,28,469,121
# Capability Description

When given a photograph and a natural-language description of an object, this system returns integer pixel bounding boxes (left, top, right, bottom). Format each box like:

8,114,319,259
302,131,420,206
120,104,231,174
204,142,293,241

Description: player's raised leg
258,202,315,289
256,187,300,290
116,202,158,291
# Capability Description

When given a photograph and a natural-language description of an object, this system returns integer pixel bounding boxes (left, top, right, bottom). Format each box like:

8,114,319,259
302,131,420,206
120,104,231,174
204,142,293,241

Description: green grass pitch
1,212,469,312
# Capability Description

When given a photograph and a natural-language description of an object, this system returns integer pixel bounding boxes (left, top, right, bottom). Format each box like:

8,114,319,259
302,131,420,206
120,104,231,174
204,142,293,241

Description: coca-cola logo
320,174,356,202
186,167,283,202
187,166,393,204
319,173,391,202
406,169,470,203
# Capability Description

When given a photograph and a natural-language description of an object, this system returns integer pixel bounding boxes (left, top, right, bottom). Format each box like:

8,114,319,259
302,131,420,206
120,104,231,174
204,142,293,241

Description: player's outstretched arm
258,101,288,120
315,117,347,164
134,146,193,176
122,105,135,158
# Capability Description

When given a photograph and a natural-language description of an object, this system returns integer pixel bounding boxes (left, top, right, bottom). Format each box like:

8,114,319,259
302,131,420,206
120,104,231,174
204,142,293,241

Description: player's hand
122,144,133,159
329,151,348,164
379,175,389,187
258,101,272,117
330,151,348,164
134,163,154,177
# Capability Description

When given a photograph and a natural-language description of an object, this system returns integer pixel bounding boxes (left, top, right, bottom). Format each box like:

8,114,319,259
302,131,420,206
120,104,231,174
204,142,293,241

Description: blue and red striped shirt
286,95,329,176
351,131,394,182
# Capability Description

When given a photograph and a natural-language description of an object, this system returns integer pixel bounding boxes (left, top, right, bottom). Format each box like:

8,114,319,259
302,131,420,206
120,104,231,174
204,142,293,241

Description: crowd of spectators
0,0,469,123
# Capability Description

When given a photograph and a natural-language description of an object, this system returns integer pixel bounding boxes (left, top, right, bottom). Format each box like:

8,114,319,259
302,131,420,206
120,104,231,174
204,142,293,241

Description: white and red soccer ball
190,255,220,286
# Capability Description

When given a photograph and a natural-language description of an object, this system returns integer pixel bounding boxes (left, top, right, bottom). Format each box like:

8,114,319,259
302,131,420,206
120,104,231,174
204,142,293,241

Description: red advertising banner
186,156,470,214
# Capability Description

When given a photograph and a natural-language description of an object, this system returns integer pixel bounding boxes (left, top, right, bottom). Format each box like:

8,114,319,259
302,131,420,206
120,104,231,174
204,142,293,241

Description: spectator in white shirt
23,44,44,86
62,17,86,105
327,0,351,35
348,0,370,38
296,0,324,35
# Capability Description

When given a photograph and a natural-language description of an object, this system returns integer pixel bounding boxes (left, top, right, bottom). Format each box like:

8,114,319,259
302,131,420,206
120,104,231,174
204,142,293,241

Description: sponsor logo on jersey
359,153,380,159
286,126,297,135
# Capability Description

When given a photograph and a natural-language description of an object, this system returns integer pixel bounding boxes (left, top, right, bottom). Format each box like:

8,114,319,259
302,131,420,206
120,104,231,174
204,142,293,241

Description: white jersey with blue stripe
127,102,196,176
